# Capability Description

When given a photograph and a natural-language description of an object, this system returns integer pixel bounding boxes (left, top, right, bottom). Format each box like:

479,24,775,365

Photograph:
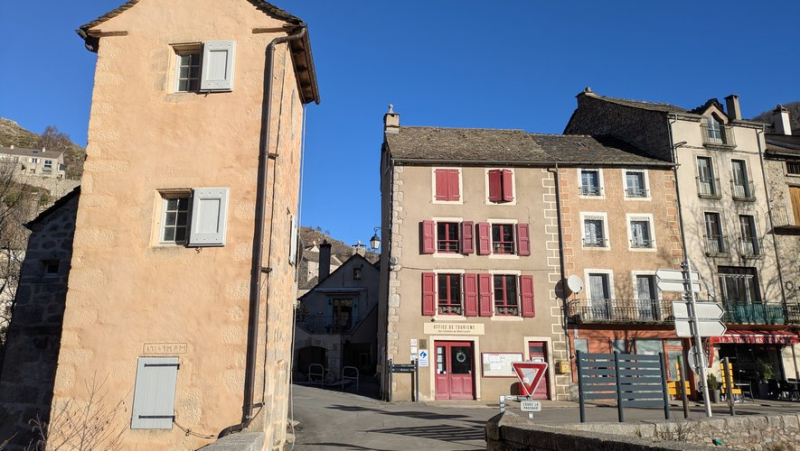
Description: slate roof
76,0,319,104
385,127,672,167
585,92,687,114
0,146,64,159
765,134,800,157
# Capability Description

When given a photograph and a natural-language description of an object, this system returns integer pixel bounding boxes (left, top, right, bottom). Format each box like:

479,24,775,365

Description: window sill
486,200,517,206
703,142,736,150
491,316,523,322
432,199,463,205
434,315,467,321
624,196,651,201
489,254,520,260
628,246,657,252
432,253,465,259
582,246,611,251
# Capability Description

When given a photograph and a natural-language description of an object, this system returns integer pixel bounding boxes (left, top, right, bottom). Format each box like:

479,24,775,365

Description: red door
435,341,475,400
527,342,550,399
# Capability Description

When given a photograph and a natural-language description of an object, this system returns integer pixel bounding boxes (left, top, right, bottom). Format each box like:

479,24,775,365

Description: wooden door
790,186,800,225
527,342,550,399
434,341,474,400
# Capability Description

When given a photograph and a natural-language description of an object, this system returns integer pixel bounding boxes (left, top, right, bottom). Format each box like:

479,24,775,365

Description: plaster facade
42,1,317,449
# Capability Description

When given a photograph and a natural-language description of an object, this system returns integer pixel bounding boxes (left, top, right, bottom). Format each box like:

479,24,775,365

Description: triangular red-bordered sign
512,362,548,396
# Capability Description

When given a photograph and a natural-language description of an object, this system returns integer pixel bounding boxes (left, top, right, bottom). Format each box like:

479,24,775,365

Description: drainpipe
547,164,571,360
242,25,308,425
755,126,787,305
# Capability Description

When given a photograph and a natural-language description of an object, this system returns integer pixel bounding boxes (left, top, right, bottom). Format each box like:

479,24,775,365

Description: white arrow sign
656,269,700,293
672,302,724,320
673,301,726,337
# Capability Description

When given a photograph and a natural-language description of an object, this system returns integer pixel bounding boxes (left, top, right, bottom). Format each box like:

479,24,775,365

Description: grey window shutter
189,188,229,246
131,357,179,429
289,215,298,265
200,41,236,92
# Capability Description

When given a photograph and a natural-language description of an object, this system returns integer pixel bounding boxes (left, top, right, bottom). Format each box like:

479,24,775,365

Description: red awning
710,330,800,345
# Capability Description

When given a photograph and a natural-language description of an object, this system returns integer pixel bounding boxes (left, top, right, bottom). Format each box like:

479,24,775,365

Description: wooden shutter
520,275,535,318
502,170,514,202
464,274,478,317
421,220,435,254
435,170,448,201
478,273,493,317
188,188,229,246
200,41,236,92
448,170,460,201
131,357,179,430
477,222,491,255
516,223,530,256
461,221,474,255
422,272,436,316
488,170,502,202
289,215,298,265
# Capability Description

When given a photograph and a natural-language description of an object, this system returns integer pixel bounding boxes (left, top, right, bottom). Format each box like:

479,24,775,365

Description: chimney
724,95,741,121
384,104,400,134
319,240,332,280
772,104,792,135
353,241,366,257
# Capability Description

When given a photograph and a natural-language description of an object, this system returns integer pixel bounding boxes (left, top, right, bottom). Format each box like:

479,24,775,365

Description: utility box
556,359,570,374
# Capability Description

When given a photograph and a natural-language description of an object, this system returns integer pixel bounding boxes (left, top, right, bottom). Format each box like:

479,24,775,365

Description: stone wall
0,189,78,448
487,411,800,451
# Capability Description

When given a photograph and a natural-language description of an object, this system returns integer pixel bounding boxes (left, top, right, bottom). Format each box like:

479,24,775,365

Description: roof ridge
401,125,527,132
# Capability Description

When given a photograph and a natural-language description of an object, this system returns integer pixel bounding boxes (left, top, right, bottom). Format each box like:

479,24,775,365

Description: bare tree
34,127,72,155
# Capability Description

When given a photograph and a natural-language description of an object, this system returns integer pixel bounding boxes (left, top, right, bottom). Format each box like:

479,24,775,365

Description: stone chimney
725,95,741,121
319,240,332,280
384,104,400,134
772,104,792,135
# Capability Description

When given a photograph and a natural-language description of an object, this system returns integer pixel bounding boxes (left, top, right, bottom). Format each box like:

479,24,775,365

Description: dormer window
706,116,723,143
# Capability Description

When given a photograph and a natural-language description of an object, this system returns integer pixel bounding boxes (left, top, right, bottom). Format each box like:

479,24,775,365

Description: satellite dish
567,275,584,294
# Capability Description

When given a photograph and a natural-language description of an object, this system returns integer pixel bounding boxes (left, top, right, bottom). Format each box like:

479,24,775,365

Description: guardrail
567,299,673,323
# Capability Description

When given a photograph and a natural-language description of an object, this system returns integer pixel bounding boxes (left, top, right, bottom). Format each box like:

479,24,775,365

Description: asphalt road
287,383,800,450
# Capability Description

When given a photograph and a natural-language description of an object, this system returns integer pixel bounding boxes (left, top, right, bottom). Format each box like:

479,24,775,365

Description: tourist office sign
423,323,484,335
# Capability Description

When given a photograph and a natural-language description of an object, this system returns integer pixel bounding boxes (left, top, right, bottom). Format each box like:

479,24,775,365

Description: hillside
0,118,86,180
752,101,800,131
300,226,379,264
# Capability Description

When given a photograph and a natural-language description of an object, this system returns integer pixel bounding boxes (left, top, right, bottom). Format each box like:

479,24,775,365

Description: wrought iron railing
696,176,721,198
701,124,736,147
567,299,673,323
295,315,352,334
704,235,729,256
630,238,654,249
582,237,608,248
731,180,756,202
625,187,649,198
786,304,800,324
738,237,762,258
721,302,785,325
579,185,603,196
495,305,519,316
438,304,463,315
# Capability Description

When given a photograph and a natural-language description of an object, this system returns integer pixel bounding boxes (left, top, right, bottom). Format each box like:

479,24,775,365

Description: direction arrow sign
512,362,548,397
656,269,700,293
673,301,727,337
675,320,726,338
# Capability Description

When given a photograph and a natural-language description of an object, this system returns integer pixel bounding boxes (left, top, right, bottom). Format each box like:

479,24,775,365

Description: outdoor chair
780,379,799,401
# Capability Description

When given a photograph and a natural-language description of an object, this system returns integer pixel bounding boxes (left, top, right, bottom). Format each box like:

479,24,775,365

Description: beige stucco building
0,145,66,179
33,1,320,449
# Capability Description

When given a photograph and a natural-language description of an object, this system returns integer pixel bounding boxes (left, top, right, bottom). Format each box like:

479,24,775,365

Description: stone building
0,188,79,447
565,89,798,384
0,1,319,449
0,146,66,179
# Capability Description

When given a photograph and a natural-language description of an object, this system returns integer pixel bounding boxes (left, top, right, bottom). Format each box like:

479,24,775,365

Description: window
787,161,800,175
582,216,607,248
696,157,718,197
434,169,461,202
158,188,229,247
580,169,602,196
438,274,462,315
738,215,760,257
437,222,460,253
332,299,353,332
43,160,52,168
353,267,362,280
494,275,518,316
29,158,39,164
131,357,179,429
628,216,654,249
492,224,515,254
706,116,723,143
43,260,59,278
173,41,236,93
487,169,514,203
635,275,659,321
704,212,726,255
624,170,648,198
588,272,611,320
718,267,760,305
731,160,754,200
612,339,627,354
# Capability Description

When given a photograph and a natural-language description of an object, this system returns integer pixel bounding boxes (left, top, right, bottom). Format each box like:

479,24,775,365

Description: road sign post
683,259,712,418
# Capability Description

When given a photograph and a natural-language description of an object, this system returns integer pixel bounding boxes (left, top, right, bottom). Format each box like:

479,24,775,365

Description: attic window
174,46,201,92
172,41,236,93
706,116,723,144
353,267,362,280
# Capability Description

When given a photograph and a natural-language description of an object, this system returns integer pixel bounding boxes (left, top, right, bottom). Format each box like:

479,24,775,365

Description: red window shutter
422,272,436,316
461,221,474,255
447,170,460,201
488,170,502,202
434,170,448,201
502,170,514,202
464,274,478,317
477,222,491,255
421,220,435,254
520,275,535,317
516,223,530,256
478,273,493,317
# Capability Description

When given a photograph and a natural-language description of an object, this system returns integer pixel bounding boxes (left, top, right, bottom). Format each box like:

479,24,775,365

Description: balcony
738,237,762,258
704,235,730,256
582,237,608,248
786,304,800,324
722,302,786,325
567,299,673,324
630,238,655,249
701,124,736,148
731,180,756,202
625,187,649,199
296,315,352,334
579,185,603,197
696,176,721,199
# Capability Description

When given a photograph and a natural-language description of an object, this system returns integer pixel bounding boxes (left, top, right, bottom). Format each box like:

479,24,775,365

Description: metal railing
721,302,785,325
625,187,649,198
786,304,800,324
738,237,762,258
495,305,519,316
630,238,654,249
701,124,736,147
567,299,673,323
438,304,463,315
696,176,721,198
704,235,729,256
579,185,603,196
295,315,352,334
582,237,608,248
731,180,756,202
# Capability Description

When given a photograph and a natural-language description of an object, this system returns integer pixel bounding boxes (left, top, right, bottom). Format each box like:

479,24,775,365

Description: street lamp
369,227,381,250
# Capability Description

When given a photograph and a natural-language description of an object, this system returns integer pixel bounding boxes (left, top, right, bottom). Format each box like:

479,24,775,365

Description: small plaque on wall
143,343,187,355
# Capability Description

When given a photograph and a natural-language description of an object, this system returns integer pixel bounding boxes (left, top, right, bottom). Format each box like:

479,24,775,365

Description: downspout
755,126,787,306
547,164,571,360
242,25,308,425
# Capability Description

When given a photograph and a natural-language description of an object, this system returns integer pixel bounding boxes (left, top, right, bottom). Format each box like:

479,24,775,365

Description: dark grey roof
0,146,64,159
586,93,687,114
385,127,671,167
766,134,800,157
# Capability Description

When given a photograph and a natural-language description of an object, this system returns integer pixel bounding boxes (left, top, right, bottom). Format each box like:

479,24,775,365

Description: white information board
482,352,524,377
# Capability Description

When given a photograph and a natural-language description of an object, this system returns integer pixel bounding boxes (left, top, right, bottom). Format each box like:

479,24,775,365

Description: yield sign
512,362,548,396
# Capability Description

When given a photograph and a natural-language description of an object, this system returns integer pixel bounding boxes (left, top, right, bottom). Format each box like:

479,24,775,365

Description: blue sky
1,1,798,246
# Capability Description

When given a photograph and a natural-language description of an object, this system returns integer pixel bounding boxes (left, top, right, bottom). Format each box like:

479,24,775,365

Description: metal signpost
507,362,548,420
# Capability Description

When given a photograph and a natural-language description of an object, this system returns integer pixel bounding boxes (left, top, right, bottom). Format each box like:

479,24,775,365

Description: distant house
295,241,380,381
297,240,343,298
0,146,66,179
